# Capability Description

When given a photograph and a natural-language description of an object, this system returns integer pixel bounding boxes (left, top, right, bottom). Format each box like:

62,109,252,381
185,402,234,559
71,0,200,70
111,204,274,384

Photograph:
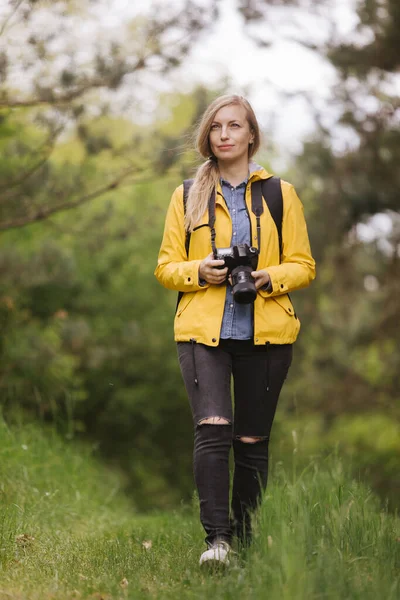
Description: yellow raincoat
155,166,315,346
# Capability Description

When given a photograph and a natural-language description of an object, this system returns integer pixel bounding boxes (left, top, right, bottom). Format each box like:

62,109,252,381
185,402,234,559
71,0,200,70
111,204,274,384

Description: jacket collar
248,161,273,181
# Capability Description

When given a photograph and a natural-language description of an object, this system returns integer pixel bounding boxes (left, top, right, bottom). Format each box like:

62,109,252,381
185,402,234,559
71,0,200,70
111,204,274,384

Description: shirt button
232,209,236,213
212,338,217,343
230,304,234,308
233,232,236,236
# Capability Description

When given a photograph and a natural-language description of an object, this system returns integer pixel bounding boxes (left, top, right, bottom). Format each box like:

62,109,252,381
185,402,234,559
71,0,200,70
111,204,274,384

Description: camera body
214,243,259,304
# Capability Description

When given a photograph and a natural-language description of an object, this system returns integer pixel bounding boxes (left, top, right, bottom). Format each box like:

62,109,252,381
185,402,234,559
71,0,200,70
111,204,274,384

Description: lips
218,145,234,149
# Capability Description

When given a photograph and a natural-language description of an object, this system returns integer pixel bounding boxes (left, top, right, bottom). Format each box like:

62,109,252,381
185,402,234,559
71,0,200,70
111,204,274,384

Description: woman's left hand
251,269,271,290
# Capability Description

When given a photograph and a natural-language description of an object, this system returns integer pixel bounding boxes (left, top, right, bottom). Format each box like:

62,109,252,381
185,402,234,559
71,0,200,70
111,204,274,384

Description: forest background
0,0,399,512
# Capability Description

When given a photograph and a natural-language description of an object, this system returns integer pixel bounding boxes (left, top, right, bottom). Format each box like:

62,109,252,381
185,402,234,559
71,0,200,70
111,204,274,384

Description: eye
210,123,220,130
230,123,240,128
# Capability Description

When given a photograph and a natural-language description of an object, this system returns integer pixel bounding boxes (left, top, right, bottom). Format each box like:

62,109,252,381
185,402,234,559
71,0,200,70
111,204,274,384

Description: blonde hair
184,95,261,232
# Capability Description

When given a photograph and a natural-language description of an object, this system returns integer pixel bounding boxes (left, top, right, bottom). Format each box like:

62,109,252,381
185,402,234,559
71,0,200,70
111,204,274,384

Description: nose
220,126,229,140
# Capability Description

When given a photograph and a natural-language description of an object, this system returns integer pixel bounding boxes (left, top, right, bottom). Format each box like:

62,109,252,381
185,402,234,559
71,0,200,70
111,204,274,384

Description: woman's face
209,103,254,163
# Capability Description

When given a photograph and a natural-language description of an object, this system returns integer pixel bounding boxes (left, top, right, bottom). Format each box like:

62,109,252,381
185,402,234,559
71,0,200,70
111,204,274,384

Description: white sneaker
199,541,231,570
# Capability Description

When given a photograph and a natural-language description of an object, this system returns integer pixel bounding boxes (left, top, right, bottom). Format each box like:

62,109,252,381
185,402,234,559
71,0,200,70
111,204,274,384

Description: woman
155,95,315,569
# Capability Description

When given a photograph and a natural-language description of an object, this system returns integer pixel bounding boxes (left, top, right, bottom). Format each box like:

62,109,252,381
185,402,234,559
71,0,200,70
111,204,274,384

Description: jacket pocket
176,292,196,317
272,294,296,318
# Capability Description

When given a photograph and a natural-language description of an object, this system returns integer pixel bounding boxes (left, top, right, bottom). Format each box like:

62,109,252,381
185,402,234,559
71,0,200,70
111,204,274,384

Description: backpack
176,177,283,310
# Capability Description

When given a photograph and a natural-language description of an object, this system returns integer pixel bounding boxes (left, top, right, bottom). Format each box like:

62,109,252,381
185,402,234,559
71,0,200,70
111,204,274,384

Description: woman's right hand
199,252,228,285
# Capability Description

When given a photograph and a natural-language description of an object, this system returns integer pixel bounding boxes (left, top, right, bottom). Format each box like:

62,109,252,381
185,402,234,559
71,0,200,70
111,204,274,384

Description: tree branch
0,126,63,196
44,174,156,235
0,0,24,37
0,167,138,232
0,57,147,108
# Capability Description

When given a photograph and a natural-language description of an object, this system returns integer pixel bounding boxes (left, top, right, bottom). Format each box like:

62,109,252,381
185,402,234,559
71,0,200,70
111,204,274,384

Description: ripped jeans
177,339,292,547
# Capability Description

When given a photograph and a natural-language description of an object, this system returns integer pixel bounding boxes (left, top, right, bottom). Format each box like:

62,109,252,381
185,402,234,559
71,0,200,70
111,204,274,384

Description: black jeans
177,339,292,546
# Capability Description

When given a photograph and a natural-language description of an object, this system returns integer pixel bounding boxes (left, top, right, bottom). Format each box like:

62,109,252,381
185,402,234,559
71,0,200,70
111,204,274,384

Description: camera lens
231,266,257,304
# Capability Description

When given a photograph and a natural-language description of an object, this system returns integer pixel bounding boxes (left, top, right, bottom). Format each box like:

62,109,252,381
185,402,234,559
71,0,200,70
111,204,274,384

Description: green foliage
0,415,131,535
1,416,399,599
328,0,400,74
1,80,399,509
267,0,400,512
0,0,399,514
0,92,212,508
271,411,400,511
0,0,219,231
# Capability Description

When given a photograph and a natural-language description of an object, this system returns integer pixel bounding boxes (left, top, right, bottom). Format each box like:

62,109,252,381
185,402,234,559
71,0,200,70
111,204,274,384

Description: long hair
184,95,261,232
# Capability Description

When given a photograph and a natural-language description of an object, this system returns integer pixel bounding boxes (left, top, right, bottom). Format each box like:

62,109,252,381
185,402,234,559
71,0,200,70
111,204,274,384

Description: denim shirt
219,178,253,340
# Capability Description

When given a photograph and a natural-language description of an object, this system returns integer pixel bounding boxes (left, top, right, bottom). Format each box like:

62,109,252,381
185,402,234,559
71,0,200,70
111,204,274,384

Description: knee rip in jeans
198,417,231,425
235,435,267,444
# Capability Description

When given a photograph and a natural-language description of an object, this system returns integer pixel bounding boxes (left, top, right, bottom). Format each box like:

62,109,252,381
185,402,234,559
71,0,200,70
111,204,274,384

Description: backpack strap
251,176,283,261
183,178,194,256
250,180,264,252
207,187,217,257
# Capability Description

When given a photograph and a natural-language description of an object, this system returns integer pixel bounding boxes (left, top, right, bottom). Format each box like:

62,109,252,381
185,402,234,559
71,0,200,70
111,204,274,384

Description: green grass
0,416,399,600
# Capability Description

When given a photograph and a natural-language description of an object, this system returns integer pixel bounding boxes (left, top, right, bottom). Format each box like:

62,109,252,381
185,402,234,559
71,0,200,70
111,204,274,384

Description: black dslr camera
214,243,259,304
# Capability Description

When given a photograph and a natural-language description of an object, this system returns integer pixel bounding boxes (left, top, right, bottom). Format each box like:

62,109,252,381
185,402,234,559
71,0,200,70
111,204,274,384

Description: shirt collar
220,175,248,188
219,161,264,188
